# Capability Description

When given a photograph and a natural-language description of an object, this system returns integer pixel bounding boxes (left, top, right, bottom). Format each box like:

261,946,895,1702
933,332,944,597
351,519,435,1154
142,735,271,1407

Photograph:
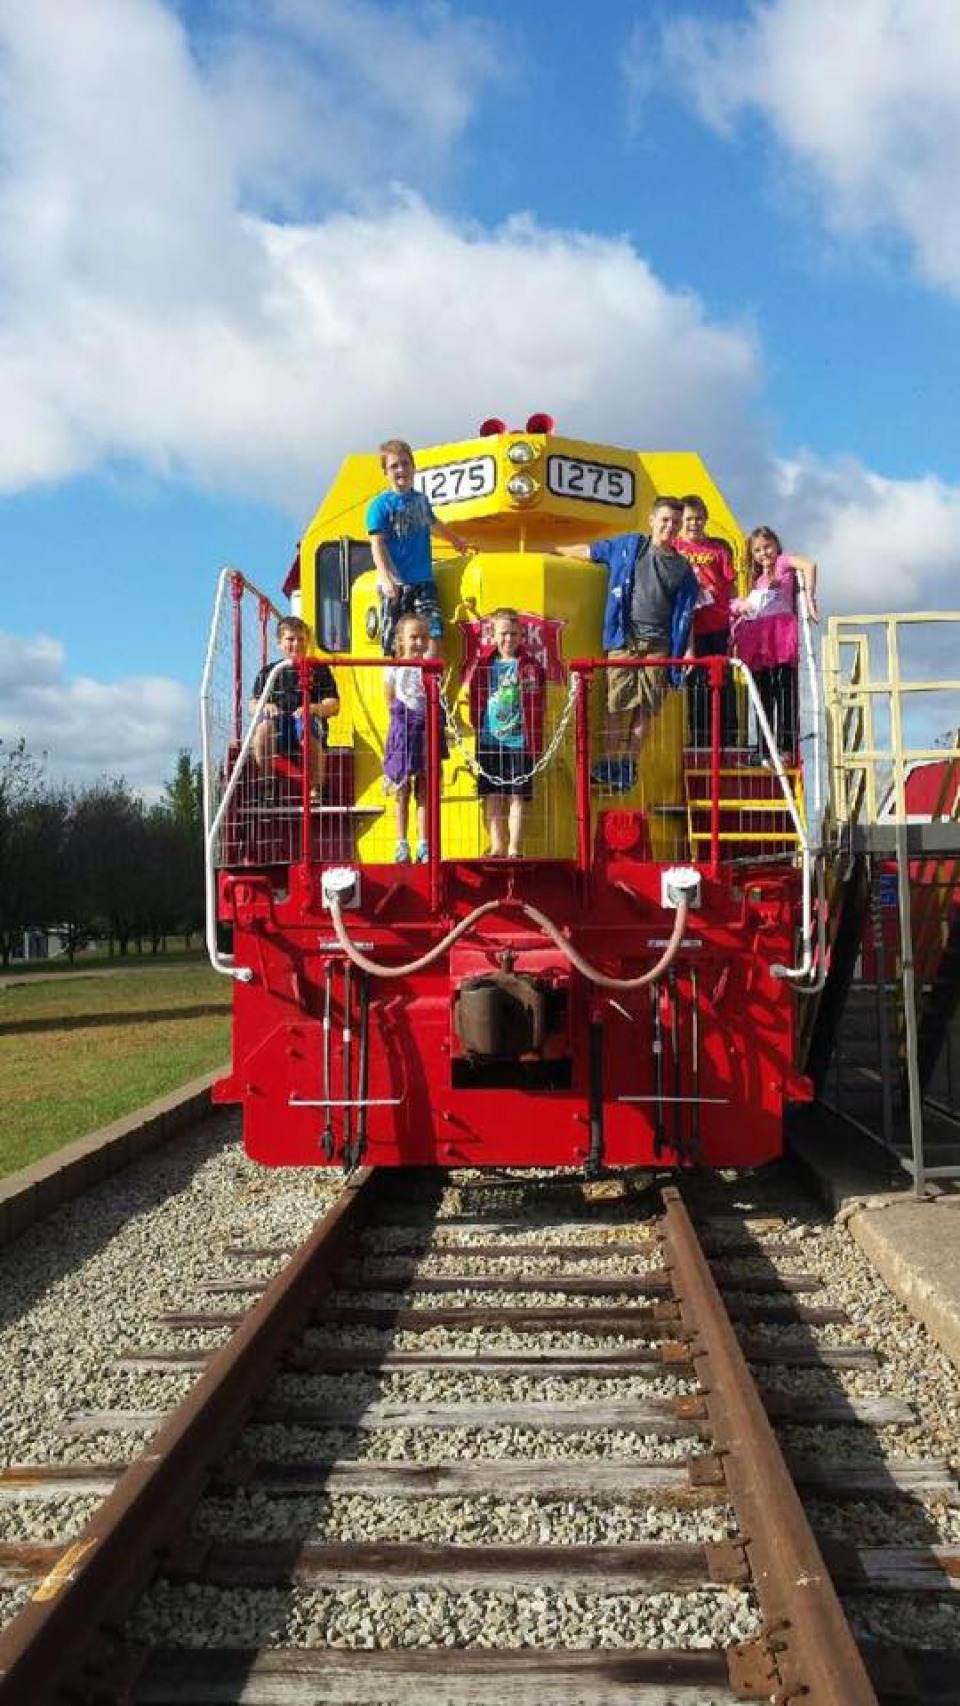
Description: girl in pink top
731,527,819,761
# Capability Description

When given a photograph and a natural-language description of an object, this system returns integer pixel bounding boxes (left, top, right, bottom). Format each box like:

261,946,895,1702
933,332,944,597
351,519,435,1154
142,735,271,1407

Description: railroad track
0,1167,958,1703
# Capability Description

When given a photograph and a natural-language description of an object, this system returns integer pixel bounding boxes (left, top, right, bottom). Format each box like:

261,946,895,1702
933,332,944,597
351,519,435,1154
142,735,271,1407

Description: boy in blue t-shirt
366,438,472,655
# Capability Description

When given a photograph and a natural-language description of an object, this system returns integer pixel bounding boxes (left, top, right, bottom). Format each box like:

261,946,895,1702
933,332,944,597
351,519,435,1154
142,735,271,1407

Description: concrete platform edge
841,1201,960,1375
789,1111,960,1376
0,1066,230,1249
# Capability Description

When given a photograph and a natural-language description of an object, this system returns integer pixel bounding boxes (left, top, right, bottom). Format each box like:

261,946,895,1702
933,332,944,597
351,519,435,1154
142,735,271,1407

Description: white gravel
192,1491,736,1546
236,1425,707,1464
269,1370,699,1406
4,1142,960,1670
326,1287,655,1310
129,1580,763,1652
0,1112,344,1479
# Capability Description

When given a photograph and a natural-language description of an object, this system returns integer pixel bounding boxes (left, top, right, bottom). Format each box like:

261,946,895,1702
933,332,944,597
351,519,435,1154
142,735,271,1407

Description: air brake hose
326,892,690,990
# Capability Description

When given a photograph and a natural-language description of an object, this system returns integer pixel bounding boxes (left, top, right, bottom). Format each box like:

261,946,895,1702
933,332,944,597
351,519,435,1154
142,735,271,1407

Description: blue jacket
590,532,699,683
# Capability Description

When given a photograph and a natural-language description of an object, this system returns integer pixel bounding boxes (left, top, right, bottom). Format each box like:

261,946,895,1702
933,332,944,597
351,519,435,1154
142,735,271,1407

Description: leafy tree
160,749,205,946
164,749,203,840
0,740,49,965
65,781,146,956
1,742,209,964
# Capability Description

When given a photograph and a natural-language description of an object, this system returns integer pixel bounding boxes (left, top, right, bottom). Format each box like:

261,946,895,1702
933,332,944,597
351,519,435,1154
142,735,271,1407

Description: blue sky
2,0,960,793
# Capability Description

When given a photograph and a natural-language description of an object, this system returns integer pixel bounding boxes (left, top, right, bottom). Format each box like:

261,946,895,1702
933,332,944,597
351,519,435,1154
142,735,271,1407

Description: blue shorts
259,711,322,754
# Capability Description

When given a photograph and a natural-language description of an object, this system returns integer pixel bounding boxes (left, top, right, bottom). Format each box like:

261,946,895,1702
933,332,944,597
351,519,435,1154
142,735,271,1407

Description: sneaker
415,839,429,863
394,838,411,863
595,757,636,792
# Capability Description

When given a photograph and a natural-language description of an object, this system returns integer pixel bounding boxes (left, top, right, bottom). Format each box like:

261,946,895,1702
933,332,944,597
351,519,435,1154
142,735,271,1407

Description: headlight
507,441,535,465
506,473,538,500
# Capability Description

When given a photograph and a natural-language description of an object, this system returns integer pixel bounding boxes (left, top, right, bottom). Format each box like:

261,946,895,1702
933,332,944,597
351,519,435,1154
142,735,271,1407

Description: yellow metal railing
824,612,960,831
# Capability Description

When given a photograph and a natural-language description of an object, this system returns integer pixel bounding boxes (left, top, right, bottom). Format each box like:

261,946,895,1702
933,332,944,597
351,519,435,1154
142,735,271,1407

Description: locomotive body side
205,428,813,1172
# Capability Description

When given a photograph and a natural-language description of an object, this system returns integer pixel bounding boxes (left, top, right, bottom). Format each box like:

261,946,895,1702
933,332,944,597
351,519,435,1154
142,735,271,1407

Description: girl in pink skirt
731,527,819,763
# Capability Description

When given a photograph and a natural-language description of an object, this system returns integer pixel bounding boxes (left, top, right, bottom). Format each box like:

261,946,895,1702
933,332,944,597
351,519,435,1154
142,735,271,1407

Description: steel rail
660,1184,879,1706
0,1168,386,1705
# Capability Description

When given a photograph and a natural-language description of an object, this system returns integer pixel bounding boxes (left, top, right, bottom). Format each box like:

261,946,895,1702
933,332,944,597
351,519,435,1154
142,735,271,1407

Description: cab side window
316,539,374,651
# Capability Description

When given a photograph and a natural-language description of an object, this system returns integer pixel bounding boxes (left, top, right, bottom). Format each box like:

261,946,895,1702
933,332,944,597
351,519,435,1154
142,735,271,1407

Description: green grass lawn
0,961,232,1179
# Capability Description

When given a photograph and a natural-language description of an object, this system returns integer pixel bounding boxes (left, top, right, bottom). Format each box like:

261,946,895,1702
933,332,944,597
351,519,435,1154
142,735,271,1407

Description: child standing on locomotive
367,438,472,657
383,612,446,864
731,527,819,764
250,615,339,801
674,494,737,749
555,498,699,790
466,608,545,859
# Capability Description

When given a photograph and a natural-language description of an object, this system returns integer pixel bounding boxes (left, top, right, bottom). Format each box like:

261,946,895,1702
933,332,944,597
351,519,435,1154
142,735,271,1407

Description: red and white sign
458,612,567,684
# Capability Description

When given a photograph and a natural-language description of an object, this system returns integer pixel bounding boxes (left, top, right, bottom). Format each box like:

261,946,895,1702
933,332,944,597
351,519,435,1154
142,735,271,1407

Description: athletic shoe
592,756,636,792
394,839,411,863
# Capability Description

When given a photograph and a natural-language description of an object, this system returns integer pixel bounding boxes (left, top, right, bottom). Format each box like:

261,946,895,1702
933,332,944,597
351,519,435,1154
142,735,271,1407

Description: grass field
0,960,232,1179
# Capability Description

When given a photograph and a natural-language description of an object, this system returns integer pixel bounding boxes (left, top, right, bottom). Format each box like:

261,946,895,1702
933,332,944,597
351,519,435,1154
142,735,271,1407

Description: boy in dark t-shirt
250,616,339,800
554,498,698,789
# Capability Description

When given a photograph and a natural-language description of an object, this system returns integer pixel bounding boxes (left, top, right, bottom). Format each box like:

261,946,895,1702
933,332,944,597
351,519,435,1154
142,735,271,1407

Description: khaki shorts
606,641,667,716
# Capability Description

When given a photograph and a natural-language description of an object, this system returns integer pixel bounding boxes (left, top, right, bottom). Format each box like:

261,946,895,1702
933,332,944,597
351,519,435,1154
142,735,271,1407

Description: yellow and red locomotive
202,419,818,1171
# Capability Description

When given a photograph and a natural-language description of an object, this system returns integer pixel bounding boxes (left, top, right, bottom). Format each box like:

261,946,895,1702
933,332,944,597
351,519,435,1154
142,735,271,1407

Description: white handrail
728,658,823,986
200,568,282,979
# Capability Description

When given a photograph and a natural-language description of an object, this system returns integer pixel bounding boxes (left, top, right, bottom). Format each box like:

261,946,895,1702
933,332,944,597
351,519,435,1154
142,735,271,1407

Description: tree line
0,741,205,966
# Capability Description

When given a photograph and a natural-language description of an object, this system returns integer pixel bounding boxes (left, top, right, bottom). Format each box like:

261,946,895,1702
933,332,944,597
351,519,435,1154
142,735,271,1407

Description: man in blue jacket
555,496,699,790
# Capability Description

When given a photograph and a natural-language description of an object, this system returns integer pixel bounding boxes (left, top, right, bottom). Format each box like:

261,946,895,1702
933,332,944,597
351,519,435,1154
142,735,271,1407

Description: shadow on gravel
681,1160,948,1598
0,1111,237,1334
147,1174,674,1664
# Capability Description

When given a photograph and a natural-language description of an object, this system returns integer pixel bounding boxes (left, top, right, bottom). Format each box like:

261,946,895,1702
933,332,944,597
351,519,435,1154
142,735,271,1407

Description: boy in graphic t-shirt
466,608,546,859
366,438,472,656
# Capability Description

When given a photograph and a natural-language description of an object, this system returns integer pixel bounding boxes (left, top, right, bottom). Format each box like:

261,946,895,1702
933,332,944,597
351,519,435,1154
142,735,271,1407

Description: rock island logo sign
458,613,567,684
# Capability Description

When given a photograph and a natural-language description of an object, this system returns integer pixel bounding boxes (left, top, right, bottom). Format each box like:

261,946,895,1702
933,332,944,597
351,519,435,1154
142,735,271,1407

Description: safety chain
438,671,582,789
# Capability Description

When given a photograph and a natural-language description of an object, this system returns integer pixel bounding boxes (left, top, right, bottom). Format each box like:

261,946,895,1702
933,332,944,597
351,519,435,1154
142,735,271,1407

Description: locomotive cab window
315,538,374,651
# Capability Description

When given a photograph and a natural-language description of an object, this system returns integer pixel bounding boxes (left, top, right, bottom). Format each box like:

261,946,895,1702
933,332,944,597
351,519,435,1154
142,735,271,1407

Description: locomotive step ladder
222,744,383,866
683,755,805,862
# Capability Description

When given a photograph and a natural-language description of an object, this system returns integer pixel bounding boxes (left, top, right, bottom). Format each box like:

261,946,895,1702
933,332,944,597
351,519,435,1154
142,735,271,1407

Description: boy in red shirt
674,494,737,749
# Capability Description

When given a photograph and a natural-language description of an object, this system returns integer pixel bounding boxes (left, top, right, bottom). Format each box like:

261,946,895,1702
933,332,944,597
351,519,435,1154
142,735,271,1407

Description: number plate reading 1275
415,456,496,507
547,455,635,508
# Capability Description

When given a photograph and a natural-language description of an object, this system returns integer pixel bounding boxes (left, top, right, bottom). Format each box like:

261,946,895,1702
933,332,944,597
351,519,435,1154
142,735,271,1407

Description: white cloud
3,0,960,801
764,455,960,612
199,0,502,212
649,0,960,296
0,631,195,797
0,0,765,512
